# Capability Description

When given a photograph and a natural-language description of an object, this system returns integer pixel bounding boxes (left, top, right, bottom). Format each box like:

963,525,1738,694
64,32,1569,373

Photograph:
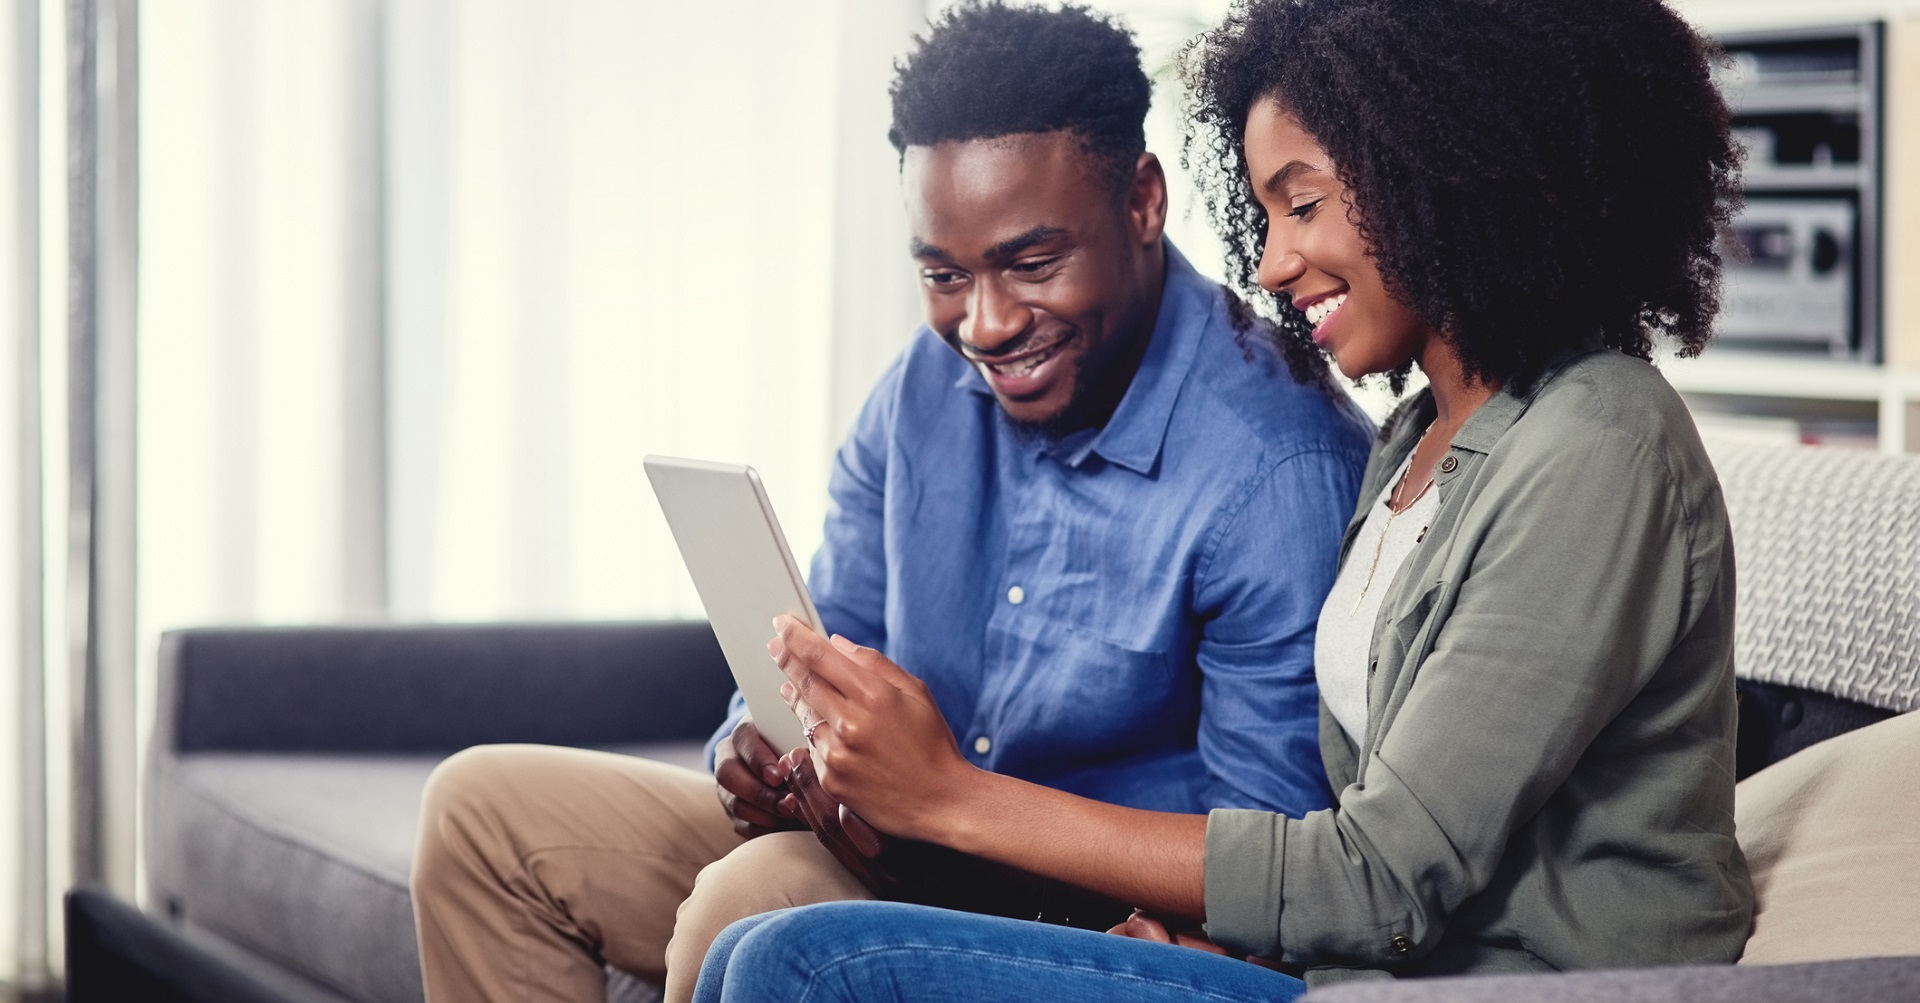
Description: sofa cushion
1735,710,1920,964
1303,955,1920,1002
148,743,708,1003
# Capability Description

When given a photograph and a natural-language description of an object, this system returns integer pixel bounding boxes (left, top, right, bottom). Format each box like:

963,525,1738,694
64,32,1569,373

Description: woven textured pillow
1705,441,1920,714
1735,709,1920,964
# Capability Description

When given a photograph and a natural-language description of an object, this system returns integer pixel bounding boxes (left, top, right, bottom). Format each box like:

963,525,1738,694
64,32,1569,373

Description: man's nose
959,279,1030,354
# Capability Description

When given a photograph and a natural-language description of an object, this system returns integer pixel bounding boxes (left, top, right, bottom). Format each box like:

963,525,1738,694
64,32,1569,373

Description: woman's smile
1243,96,1437,381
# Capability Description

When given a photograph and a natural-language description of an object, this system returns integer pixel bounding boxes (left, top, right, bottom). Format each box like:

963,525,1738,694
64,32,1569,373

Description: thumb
1125,911,1174,943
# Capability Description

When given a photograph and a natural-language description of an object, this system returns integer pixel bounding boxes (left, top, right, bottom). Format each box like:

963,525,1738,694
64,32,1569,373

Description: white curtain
388,1,858,622
139,0,923,641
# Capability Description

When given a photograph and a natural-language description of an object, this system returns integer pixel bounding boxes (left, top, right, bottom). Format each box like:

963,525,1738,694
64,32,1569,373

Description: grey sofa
141,438,1920,1002
145,622,736,1002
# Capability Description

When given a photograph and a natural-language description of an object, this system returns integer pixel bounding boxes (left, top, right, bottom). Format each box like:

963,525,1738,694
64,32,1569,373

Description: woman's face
1243,96,1436,380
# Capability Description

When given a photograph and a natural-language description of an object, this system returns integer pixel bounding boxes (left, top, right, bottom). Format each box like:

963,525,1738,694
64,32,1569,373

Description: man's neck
1083,245,1168,430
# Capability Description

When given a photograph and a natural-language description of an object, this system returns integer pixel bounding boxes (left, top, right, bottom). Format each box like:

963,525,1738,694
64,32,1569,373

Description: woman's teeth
1304,293,1348,328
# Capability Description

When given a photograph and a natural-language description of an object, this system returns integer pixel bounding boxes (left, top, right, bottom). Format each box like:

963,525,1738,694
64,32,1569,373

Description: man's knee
680,831,867,929
413,744,538,891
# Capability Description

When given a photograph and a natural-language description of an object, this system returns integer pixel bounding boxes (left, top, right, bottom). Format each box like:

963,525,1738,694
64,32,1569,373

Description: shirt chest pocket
1003,622,1188,749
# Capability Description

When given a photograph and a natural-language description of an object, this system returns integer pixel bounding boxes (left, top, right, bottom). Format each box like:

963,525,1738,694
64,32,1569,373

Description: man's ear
1127,152,1169,246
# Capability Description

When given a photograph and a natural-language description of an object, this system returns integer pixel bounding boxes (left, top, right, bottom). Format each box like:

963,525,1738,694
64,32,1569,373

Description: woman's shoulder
1516,352,1703,457
1504,350,1724,515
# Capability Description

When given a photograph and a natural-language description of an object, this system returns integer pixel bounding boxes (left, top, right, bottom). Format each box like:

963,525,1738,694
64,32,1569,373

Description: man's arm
1191,446,1364,816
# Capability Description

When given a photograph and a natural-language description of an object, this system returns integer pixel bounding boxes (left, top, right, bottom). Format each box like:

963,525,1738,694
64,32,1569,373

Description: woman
696,0,1750,998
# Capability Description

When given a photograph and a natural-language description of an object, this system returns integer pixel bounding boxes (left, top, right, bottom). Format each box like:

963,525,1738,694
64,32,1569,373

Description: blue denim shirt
709,245,1372,817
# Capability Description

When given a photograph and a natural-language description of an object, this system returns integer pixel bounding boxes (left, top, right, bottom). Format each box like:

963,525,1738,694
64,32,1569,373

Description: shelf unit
1654,12,1920,453
1658,351,1920,453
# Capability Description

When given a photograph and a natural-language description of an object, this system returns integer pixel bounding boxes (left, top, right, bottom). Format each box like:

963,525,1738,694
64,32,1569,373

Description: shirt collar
951,241,1211,476
1450,339,1610,456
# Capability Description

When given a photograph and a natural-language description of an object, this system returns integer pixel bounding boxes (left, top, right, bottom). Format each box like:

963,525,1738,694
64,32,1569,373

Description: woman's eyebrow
1262,160,1325,196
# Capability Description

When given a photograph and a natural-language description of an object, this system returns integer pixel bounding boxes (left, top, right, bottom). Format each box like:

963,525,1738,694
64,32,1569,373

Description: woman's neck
1417,337,1498,434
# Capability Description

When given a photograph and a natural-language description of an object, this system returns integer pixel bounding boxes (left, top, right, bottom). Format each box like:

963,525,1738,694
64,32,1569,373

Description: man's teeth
1304,293,1348,328
987,344,1058,378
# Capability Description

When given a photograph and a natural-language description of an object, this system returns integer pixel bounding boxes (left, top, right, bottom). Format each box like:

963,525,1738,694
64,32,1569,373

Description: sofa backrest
1705,438,1920,776
159,620,737,754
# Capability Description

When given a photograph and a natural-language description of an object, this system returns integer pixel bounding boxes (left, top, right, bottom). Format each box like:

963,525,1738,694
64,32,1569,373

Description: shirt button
1006,585,1025,605
974,735,992,755
1439,455,1458,474
1391,935,1411,955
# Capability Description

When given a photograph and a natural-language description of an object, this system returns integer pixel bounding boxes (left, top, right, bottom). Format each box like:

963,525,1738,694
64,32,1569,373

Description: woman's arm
771,621,1210,918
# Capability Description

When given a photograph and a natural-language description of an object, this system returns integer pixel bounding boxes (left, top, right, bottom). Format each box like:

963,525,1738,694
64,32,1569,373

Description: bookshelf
1658,351,1920,453
1656,4,1920,453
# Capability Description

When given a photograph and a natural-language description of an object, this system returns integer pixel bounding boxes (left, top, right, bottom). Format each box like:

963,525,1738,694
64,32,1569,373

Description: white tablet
643,455,822,755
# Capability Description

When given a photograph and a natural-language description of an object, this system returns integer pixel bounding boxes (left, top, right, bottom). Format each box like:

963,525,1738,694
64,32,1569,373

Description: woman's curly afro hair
1182,0,1741,394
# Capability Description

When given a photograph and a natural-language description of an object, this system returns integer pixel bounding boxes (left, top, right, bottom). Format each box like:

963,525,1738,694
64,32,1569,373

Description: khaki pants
411,744,873,1003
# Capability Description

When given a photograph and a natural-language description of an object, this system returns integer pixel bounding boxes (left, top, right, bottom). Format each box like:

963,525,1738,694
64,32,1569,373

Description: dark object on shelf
1714,22,1882,361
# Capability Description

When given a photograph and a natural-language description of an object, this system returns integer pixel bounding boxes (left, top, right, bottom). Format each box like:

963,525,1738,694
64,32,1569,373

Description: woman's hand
1106,910,1233,955
768,615,980,842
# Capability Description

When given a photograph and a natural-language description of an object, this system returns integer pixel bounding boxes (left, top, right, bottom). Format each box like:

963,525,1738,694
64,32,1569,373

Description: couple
414,0,1754,1000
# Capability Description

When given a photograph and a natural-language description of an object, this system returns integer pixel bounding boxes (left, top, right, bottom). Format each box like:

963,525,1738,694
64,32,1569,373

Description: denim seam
796,943,1281,1003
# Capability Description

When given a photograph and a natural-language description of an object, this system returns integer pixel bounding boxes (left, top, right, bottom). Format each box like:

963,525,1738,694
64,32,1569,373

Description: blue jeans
693,901,1308,1003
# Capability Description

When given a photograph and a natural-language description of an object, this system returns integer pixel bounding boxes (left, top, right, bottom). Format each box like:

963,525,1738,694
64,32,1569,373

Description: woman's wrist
908,759,998,850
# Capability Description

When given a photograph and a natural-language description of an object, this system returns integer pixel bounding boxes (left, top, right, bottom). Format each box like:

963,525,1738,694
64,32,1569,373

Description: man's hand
713,718,803,839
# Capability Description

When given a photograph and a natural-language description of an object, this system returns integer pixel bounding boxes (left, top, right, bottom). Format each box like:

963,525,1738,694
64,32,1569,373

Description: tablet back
643,455,820,754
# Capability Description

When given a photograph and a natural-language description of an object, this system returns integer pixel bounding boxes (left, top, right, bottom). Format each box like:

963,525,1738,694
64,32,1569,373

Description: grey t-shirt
1316,456,1438,746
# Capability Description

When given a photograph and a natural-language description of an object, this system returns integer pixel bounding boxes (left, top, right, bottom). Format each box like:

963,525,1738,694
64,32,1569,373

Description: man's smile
960,331,1079,398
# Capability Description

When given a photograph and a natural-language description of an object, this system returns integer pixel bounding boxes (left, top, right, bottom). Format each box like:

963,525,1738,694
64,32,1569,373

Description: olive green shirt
1203,349,1753,986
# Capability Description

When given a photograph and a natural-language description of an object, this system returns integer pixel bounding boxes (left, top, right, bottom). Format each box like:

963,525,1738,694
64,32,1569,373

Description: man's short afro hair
889,2,1151,189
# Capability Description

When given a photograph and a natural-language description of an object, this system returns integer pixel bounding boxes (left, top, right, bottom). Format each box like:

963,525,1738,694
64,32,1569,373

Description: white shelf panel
1655,351,1920,453
1660,354,1880,399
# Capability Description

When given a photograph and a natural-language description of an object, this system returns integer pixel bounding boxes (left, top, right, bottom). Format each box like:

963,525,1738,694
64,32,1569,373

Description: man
410,5,1372,1002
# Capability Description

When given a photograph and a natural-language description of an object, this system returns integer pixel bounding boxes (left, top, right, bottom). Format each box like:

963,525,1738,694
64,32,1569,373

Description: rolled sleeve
1204,808,1288,956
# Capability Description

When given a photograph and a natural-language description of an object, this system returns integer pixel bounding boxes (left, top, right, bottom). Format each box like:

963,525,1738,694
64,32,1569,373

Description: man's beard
1001,328,1138,444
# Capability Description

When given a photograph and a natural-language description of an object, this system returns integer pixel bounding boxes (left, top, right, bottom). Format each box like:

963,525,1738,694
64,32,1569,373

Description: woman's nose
1257,233,1306,295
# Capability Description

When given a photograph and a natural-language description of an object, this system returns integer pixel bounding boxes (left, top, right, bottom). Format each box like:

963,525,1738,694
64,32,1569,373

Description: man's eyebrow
983,225,1068,262
1262,160,1325,196
910,238,952,261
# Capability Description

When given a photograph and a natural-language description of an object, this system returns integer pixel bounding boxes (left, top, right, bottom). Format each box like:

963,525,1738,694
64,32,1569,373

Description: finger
1125,911,1174,944
1172,932,1231,956
770,647,851,728
732,720,789,786
714,759,786,815
771,617,878,704
726,795,788,832
780,683,825,747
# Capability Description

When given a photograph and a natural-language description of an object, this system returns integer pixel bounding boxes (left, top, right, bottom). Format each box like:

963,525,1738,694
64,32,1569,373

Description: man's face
903,132,1166,432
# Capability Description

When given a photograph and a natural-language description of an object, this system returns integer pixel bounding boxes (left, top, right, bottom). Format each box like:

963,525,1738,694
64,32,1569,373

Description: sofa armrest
157,621,734,755
1304,956,1920,1003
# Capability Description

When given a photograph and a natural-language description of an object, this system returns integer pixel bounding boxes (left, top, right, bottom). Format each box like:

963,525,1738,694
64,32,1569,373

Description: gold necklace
1351,426,1438,613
